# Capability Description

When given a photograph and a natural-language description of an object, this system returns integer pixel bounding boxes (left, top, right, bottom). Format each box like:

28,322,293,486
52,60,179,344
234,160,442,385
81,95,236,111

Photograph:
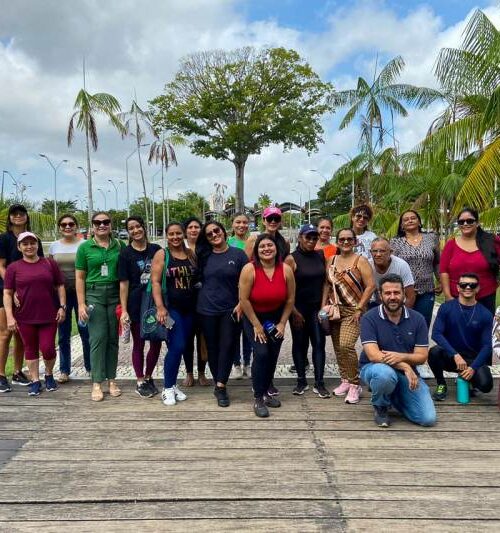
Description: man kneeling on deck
428,273,493,402
359,274,436,428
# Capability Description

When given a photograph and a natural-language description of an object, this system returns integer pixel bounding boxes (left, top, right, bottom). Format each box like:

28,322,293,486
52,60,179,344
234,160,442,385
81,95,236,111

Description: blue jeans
413,292,435,328
360,363,437,427
164,309,194,388
58,288,91,374
233,329,252,366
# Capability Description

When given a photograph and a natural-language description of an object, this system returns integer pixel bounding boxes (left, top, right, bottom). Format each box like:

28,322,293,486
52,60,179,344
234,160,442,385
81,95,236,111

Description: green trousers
86,283,119,383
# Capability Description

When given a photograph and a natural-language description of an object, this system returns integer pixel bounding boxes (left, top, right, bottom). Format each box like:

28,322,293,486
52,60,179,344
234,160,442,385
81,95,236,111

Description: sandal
91,383,104,402
108,380,122,397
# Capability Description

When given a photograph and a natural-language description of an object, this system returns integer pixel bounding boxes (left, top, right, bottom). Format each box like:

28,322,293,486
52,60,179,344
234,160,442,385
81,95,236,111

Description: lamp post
332,153,354,208
291,188,302,226
77,167,98,214
125,143,150,218
166,177,182,226
40,155,68,235
309,169,329,185
297,179,311,224
149,169,161,239
97,188,107,210
108,179,123,211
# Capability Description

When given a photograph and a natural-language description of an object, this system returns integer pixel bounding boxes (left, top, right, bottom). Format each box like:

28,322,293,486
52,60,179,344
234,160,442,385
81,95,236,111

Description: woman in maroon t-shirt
440,208,500,314
4,232,66,396
239,234,295,418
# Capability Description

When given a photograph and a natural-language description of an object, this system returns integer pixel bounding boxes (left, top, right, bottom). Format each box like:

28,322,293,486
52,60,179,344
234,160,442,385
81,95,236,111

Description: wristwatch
59,304,67,311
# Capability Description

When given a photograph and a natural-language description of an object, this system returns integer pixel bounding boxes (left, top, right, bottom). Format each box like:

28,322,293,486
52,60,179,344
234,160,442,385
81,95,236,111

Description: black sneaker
264,395,281,408
145,378,159,396
45,375,58,392
214,386,230,407
374,406,390,427
267,384,280,396
254,397,269,418
292,383,309,395
28,381,42,397
136,382,154,398
0,375,11,393
12,371,30,386
432,384,447,401
313,384,331,398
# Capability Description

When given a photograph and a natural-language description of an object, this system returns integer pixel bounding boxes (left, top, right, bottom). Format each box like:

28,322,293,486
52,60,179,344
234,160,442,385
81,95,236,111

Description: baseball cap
262,206,282,219
299,224,319,236
17,231,37,243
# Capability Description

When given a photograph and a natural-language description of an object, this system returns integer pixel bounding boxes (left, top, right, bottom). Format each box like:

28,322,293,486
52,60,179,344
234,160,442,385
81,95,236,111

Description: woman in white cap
3,232,66,396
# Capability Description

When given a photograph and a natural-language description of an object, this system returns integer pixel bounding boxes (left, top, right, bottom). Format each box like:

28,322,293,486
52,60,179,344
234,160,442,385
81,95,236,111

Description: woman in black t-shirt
119,216,161,398
151,222,199,407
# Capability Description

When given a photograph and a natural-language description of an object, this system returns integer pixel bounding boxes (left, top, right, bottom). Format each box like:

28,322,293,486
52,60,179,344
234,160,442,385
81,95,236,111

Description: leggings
200,312,239,385
183,317,207,374
330,305,360,385
130,321,162,379
17,322,57,361
164,309,194,388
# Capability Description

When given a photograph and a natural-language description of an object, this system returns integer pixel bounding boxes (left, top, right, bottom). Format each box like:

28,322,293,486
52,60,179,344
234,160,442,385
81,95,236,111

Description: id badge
101,263,109,277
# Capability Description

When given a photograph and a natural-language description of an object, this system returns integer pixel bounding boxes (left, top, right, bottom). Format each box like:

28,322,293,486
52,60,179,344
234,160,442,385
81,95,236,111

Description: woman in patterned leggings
322,228,375,405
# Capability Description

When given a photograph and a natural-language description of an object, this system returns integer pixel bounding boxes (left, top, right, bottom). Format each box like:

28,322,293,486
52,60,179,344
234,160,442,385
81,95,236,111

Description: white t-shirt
369,255,414,302
354,230,377,258
48,239,84,289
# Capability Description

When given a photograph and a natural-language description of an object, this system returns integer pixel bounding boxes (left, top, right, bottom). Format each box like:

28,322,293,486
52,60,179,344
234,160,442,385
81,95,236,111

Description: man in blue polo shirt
360,273,436,428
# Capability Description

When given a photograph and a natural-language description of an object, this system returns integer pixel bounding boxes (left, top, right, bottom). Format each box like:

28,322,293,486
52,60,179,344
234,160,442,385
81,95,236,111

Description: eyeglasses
206,227,222,239
354,213,369,220
60,222,76,228
304,234,319,241
338,237,355,244
265,215,281,223
457,218,476,226
458,282,479,290
92,219,111,227
371,248,389,254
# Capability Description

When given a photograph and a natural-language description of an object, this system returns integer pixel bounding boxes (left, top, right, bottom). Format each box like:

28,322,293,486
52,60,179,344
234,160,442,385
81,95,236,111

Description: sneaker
433,384,448,401
289,364,297,373
243,365,251,378
162,387,176,406
374,405,391,427
57,372,70,384
214,386,230,407
28,381,42,396
12,370,30,386
254,397,269,418
136,382,154,398
267,384,280,396
345,384,362,404
45,374,58,392
145,378,159,396
0,375,11,393
313,384,331,399
264,395,281,408
333,379,351,397
173,385,187,402
232,365,244,380
292,383,309,395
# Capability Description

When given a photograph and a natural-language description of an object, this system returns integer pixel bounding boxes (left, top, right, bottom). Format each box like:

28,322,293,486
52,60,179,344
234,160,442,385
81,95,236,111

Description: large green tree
150,47,334,212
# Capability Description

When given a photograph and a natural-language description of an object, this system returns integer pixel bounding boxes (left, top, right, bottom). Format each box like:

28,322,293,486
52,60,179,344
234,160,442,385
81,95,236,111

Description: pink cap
262,206,282,219
17,231,38,243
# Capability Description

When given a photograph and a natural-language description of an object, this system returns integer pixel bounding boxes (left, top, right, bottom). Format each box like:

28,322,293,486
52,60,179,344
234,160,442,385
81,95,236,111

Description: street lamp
297,179,311,224
309,169,329,184
108,179,123,211
291,188,302,226
149,169,162,239
4,171,27,201
40,154,68,235
332,153,354,208
97,188,107,210
166,177,182,227
125,143,150,218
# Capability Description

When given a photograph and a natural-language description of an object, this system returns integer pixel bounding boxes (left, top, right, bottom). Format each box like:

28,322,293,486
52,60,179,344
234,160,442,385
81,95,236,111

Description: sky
0,0,498,212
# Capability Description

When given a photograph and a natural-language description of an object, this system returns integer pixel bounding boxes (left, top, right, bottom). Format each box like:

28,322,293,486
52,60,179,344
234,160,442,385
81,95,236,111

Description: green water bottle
456,376,470,404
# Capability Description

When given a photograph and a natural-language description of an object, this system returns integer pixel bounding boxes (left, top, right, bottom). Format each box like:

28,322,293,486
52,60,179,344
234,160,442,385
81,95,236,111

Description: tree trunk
85,122,93,228
233,158,246,213
137,140,149,236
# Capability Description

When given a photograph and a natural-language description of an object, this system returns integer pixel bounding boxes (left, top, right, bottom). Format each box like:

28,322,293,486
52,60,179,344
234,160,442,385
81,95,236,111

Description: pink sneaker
333,379,351,397
345,384,362,404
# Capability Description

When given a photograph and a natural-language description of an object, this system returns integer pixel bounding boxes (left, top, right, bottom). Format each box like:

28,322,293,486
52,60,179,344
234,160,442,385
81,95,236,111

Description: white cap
17,231,38,243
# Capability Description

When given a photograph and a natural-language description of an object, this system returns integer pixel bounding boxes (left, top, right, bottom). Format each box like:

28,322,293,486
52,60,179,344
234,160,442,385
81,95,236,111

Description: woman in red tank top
239,234,295,418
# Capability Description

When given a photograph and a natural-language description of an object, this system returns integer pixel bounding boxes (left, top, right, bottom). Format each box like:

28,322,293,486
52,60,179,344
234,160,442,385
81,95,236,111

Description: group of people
0,202,498,427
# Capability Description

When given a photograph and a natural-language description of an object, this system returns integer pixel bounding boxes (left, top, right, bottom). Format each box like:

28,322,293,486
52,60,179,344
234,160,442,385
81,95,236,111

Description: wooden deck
1,378,499,532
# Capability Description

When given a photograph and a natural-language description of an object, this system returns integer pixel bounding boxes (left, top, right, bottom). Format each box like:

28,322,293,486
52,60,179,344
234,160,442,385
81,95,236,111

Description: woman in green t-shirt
75,211,125,402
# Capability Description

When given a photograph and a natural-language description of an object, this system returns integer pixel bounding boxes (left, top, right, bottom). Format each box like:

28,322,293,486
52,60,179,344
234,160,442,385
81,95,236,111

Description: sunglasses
265,216,281,223
458,282,479,290
354,213,369,220
338,237,355,244
60,222,76,228
304,234,319,241
92,219,111,227
457,218,476,226
206,227,222,239
11,211,27,217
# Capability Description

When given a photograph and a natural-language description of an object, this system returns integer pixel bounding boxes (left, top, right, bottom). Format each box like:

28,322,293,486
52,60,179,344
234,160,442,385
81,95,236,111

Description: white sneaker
243,365,251,378
161,387,176,406
232,365,244,379
173,385,187,401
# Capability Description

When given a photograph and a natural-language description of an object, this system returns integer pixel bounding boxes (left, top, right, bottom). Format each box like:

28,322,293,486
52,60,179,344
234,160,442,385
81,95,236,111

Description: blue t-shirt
196,246,248,315
431,299,493,369
359,305,429,368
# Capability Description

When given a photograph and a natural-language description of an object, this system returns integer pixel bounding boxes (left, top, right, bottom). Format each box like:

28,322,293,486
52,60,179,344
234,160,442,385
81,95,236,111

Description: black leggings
243,311,283,399
428,345,493,393
290,307,326,387
200,312,239,385
183,316,207,375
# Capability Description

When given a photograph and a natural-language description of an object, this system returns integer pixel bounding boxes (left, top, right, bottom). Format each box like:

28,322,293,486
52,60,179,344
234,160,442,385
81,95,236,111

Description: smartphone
230,310,239,323
165,315,176,329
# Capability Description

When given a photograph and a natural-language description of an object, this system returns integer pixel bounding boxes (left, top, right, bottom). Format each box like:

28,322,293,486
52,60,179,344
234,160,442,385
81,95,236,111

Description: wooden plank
346,519,500,532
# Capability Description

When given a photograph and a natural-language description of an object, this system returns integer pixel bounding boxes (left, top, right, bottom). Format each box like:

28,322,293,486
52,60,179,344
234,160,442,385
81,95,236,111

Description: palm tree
67,76,124,226
330,55,442,196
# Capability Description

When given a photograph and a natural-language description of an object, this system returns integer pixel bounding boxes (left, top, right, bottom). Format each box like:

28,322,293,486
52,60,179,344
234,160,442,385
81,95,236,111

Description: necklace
458,301,477,327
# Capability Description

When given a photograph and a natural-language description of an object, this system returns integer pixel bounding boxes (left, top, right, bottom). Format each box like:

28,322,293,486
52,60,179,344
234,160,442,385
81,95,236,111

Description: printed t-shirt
165,255,199,314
